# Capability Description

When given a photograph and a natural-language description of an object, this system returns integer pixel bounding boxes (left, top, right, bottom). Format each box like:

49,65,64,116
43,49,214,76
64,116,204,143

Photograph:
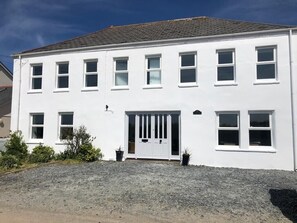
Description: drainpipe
17,55,22,131
288,29,296,171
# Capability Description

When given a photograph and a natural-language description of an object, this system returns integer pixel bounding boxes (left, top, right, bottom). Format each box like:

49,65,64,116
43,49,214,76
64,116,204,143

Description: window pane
58,76,69,88
164,115,167,139
139,115,142,138
249,130,271,146
250,114,270,127
258,48,274,62
148,114,151,139
181,54,195,66
116,60,127,71
171,114,179,155
61,114,73,125
86,74,98,87
58,63,68,74
60,127,73,140
218,67,234,81
115,73,128,86
218,51,233,64
32,127,43,139
155,115,158,139
219,114,237,127
33,66,42,76
32,114,44,125
144,115,147,138
147,71,161,85
257,64,275,79
219,130,239,145
86,61,97,72
32,78,42,89
148,57,160,69
180,69,196,83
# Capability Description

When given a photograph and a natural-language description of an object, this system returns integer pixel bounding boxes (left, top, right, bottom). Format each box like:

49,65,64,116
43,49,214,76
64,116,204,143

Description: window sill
253,80,280,85
27,90,42,94
216,147,276,153
178,83,198,88
27,140,43,144
111,86,129,91
55,141,67,145
142,85,163,90
81,87,98,92
53,89,69,93
214,82,238,87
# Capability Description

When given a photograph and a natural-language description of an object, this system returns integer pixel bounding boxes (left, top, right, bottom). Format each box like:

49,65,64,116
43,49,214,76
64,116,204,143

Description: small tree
4,131,28,162
29,144,55,163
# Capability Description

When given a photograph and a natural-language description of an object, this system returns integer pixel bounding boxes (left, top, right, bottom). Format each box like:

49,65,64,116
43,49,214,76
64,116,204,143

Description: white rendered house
11,17,297,170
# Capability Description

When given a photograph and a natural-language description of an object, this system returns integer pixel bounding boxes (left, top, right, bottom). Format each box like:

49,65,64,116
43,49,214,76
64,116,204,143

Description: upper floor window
256,47,277,80
30,113,44,139
217,50,235,82
249,112,272,146
217,112,239,146
179,53,197,84
146,56,161,85
57,62,69,89
84,60,98,87
59,112,73,140
31,64,42,90
114,58,128,86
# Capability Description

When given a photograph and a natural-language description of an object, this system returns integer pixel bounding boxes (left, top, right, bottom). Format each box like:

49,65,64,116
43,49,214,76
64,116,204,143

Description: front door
127,112,180,160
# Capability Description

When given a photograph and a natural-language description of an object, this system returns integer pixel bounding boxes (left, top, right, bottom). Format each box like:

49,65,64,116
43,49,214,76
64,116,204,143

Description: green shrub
78,144,102,162
61,125,102,161
4,131,28,162
29,144,55,163
0,154,20,169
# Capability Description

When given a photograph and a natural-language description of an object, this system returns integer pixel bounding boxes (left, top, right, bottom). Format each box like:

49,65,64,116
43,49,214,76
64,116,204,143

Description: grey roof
21,16,294,54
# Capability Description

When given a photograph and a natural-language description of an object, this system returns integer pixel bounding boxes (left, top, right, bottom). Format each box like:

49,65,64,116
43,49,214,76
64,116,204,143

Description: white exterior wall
11,32,297,170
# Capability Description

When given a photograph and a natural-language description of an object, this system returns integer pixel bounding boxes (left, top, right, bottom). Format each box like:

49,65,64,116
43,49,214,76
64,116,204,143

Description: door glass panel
139,115,142,138
159,115,163,138
148,115,151,139
164,115,167,139
144,115,147,138
128,114,135,154
155,115,158,139
171,114,179,155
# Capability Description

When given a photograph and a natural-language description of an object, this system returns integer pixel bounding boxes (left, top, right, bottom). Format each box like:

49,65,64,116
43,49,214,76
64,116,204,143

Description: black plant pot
182,154,190,166
116,150,124,162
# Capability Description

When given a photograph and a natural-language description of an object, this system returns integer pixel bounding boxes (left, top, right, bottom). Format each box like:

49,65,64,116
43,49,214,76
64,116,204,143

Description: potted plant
115,146,124,162
181,149,190,166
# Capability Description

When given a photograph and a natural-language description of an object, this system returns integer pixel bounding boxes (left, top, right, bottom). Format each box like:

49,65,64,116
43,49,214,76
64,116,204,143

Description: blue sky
1,0,297,71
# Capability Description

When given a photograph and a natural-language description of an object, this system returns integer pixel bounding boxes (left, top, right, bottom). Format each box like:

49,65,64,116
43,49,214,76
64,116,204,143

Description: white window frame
255,46,277,82
179,52,197,86
30,64,43,91
145,55,162,87
30,113,44,140
248,111,273,147
84,59,98,89
217,112,240,147
113,58,129,88
216,49,236,84
56,62,69,89
58,112,74,140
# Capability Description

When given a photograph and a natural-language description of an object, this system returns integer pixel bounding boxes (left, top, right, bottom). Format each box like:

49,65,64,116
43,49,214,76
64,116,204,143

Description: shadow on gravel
269,189,297,223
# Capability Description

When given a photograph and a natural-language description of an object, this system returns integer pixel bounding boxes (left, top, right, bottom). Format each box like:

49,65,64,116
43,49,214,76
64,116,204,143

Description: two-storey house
11,17,297,170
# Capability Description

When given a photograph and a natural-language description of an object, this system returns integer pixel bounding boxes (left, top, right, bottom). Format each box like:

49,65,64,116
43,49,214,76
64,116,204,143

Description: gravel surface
0,160,296,222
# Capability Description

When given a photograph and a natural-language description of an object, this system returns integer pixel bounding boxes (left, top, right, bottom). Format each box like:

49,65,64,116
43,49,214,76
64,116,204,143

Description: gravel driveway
0,160,296,223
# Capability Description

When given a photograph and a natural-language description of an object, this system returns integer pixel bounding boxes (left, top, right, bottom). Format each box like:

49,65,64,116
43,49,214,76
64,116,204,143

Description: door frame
125,111,181,160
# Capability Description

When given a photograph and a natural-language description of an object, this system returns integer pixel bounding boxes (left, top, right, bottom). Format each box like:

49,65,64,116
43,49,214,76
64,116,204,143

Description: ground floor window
217,112,239,146
30,113,44,139
59,113,73,140
249,112,272,146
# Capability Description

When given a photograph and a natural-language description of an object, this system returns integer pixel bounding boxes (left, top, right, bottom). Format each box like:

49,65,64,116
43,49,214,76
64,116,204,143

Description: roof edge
13,27,297,58
0,62,13,77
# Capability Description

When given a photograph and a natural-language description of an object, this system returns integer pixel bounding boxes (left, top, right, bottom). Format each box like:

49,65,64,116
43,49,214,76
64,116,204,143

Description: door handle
159,139,162,144
142,139,148,143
